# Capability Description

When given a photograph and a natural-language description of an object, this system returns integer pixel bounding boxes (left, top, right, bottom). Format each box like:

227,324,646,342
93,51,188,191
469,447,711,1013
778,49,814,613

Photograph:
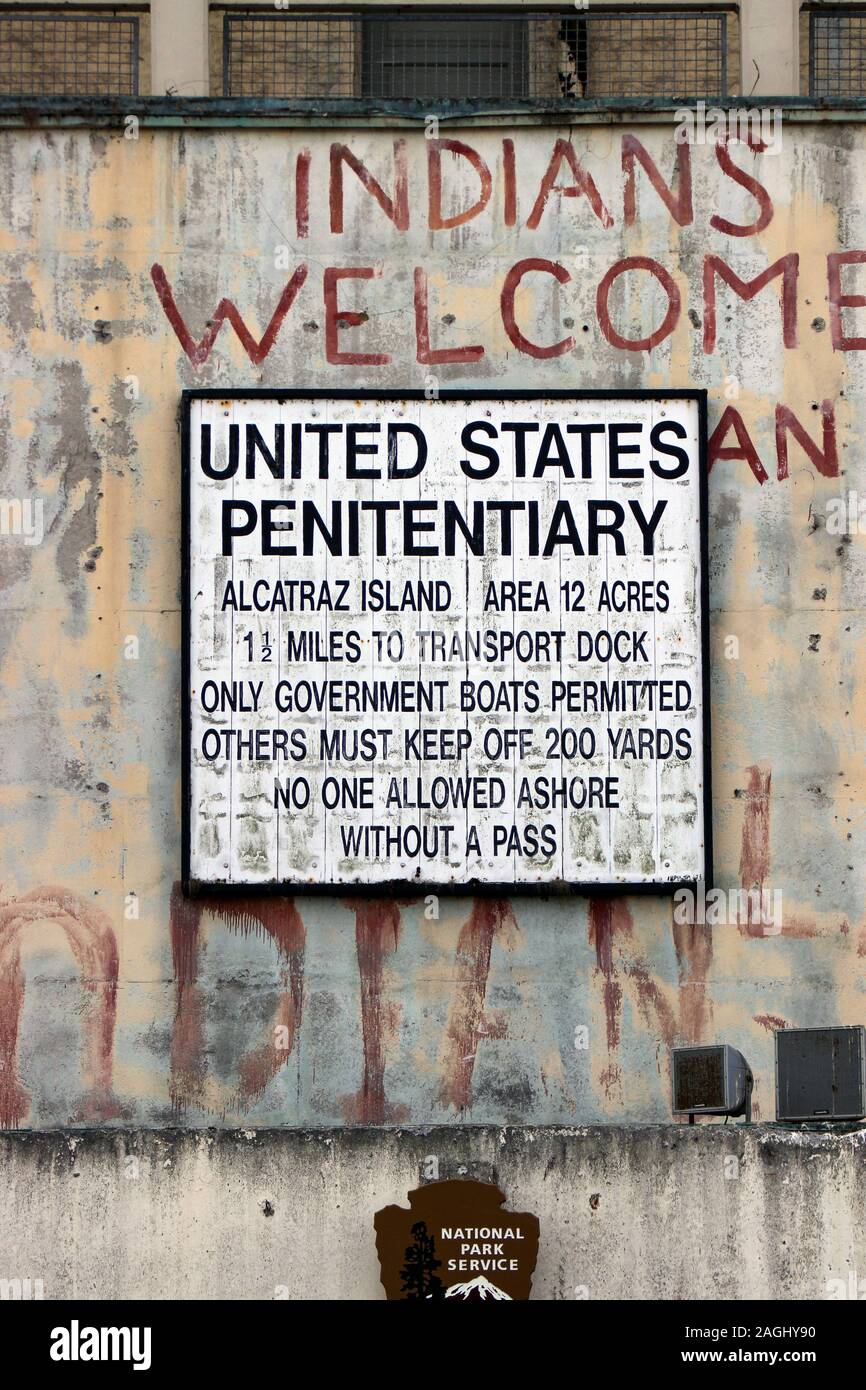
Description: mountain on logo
444,1276,512,1301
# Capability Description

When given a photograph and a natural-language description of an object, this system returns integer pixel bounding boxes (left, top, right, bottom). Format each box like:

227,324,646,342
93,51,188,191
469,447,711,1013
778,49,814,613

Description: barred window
217,8,736,102
362,16,528,100
807,5,866,97
0,8,142,96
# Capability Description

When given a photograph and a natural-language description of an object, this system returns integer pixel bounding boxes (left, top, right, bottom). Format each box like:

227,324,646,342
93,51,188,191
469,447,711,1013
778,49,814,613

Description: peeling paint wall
0,118,863,1130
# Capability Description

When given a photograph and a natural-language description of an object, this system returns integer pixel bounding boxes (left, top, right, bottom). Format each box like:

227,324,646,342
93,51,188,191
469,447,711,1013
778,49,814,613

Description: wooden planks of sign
182,390,710,892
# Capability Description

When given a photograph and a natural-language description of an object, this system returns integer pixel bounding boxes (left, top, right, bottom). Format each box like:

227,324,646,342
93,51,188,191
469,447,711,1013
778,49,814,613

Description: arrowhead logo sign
374,1179,539,1301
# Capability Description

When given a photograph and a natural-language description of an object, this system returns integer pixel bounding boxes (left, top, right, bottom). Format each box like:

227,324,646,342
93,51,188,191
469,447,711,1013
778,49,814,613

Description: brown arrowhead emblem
375,1179,539,1300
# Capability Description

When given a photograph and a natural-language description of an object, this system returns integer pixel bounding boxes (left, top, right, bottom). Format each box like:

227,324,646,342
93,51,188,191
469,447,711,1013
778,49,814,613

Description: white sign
184,391,709,890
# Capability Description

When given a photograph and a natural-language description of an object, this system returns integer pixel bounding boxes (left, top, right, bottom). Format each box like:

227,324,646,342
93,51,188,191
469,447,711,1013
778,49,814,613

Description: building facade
1,0,866,1299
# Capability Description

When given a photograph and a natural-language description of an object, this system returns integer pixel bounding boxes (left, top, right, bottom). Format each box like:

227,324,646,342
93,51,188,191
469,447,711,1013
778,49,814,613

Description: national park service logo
375,1179,539,1300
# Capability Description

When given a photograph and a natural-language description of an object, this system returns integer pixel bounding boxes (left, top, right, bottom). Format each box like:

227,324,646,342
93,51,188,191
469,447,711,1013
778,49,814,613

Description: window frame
218,5,736,104
0,6,143,98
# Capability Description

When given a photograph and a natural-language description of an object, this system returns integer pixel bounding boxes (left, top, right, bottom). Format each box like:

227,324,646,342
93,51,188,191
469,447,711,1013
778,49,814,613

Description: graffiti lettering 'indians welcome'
151,133,852,485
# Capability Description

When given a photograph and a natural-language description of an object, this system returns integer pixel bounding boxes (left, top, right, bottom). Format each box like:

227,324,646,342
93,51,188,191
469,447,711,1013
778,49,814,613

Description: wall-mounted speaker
775,1026,866,1121
672,1044,752,1119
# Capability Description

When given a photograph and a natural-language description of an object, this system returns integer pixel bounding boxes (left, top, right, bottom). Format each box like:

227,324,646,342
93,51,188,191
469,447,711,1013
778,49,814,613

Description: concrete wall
0,116,863,1132
1,1123,864,1299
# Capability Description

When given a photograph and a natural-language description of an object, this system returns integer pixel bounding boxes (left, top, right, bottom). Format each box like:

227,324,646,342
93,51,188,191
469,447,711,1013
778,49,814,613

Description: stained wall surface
0,117,862,1131
2,1124,865,1300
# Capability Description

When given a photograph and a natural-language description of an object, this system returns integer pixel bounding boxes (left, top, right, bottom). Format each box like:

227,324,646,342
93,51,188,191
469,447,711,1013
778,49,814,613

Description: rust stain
0,939,25,1129
0,885,122,1128
437,899,515,1113
672,916,714,1043
779,917,821,938
589,899,712,1100
624,960,678,1047
168,884,306,1118
168,885,206,1117
598,1062,622,1098
588,897,633,1100
342,899,408,1125
588,897,633,1053
754,1013,789,1031
738,765,772,936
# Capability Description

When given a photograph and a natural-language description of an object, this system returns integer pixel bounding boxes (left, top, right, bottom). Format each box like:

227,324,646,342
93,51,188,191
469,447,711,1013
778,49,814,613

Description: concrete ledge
1,1125,864,1300
1,95,866,129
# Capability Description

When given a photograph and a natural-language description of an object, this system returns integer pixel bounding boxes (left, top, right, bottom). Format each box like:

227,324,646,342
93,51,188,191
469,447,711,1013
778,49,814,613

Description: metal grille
0,11,139,96
222,8,731,101
673,1048,724,1111
810,7,866,96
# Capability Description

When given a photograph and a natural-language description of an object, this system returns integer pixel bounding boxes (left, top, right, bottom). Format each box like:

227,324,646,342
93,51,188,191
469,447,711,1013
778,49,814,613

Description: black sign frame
181,387,711,897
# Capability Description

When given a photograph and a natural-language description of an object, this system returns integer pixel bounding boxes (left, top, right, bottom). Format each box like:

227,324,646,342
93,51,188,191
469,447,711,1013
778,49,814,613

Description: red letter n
330,140,409,233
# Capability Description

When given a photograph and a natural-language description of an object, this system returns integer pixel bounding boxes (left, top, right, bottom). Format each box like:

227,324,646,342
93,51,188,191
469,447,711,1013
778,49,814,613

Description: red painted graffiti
671,915,714,1045
168,884,306,1118
501,258,574,359
415,266,485,364
755,1013,789,1031
596,255,681,352
295,147,311,239
589,896,714,1100
622,133,693,227
0,886,122,1128
738,766,773,937
710,136,774,237
342,899,409,1125
525,137,613,231
330,139,409,234
438,899,514,1112
427,138,492,230
709,402,838,484
588,897,633,1055
703,253,799,354
150,262,308,367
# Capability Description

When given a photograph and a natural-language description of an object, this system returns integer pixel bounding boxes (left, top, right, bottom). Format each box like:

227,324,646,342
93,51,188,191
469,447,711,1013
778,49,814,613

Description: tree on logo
400,1221,443,1300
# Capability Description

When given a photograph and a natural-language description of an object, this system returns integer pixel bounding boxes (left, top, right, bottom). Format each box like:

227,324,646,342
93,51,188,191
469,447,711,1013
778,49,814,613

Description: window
217,8,736,102
362,15,527,100
807,5,866,96
0,8,143,96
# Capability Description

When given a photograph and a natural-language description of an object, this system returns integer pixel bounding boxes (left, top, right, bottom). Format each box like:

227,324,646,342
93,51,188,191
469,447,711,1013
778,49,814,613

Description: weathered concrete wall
0,116,864,1131
1,1124,864,1299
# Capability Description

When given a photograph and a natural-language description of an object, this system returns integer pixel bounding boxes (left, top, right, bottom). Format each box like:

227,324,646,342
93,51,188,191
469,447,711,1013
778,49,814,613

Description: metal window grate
363,15,529,99
810,6,866,96
222,8,731,101
0,11,139,96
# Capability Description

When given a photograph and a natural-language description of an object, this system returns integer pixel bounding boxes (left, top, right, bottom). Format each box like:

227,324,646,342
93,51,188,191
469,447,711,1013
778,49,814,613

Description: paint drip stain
168,884,305,1119
739,765,772,937
754,1013,788,1032
0,885,123,1128
438,899,515,1113
342,899,408,1125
